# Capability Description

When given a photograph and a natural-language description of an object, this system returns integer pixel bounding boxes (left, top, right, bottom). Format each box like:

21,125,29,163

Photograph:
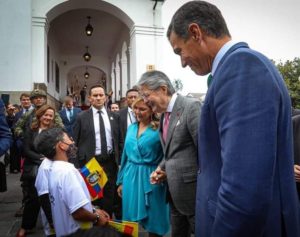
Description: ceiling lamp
84,66,90,79
85,16,93,36
83,46,91,62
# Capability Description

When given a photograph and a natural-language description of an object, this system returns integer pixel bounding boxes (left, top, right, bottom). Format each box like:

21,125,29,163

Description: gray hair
137,70,175,96
167,1,231,40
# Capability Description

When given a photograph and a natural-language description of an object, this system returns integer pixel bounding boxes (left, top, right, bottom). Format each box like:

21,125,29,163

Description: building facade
0,0,165,107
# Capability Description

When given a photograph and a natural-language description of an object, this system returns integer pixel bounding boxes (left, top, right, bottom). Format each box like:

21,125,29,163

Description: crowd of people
1,1,300,237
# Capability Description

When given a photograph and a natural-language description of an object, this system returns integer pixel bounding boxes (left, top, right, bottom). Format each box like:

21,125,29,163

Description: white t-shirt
35,158,52,196
48,160,93,237
35,158,55,236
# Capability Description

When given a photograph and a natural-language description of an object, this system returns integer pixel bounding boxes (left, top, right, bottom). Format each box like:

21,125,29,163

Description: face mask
66,143,78,160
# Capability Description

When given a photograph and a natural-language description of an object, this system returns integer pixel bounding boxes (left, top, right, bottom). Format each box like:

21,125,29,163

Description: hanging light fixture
83,46,91,62
85,16,93,36
84,66,90,79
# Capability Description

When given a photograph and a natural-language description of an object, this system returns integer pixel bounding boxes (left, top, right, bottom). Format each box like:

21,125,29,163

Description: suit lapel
164,95,183,151
63,109,70,123
87,108,95,136
107,111,114,128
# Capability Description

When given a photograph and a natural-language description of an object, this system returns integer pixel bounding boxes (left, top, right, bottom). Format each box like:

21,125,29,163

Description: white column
129,25,164,85
121,58,128,97
128,45,133,89
115,66,121,101
111,63,116,102
31,16,48,85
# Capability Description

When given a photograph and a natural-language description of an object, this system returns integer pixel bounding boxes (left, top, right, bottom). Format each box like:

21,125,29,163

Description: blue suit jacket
0,99,12,156
59,107,82,138
196,42,300,237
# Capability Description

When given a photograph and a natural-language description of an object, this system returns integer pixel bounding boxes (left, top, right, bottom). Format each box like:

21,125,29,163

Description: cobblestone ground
0,169,171,237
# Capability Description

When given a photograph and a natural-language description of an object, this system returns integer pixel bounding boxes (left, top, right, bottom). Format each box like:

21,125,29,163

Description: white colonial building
1,0,299,108
0,0,166,107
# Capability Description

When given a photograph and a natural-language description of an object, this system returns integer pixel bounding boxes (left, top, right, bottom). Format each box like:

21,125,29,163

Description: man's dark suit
0,99,12,192
118,107,136,152
73,108,122,216
14,109,29,124
119,107,128,145
292,114,300,199
59,107,81,138
0,99,12,156
197,42,300,237
10,109,32,171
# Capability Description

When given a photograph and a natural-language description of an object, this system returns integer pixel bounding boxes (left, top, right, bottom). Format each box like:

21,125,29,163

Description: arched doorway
31,0,164,104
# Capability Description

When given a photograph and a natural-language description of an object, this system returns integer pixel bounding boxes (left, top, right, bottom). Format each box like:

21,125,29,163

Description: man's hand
95,209,110,226
117,185,122,198
150,166,167,184
294,165,300,182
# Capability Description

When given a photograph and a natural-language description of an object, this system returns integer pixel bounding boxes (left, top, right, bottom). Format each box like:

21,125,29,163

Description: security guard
14,89,64,137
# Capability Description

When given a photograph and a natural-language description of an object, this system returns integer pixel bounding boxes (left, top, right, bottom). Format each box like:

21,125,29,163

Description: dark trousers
93,157,118,217
66,226,123,237
0,162,7,192
9,141,21,172
169,198,195,237
21,179,40,229
113,190,122,220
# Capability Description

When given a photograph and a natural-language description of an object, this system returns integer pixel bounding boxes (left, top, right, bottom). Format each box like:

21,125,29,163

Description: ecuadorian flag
80,157,108,201
108,220,138,237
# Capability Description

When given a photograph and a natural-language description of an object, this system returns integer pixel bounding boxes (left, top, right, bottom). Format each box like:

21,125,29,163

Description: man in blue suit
59,96,81,138
0,98,13,192
167,1,299,237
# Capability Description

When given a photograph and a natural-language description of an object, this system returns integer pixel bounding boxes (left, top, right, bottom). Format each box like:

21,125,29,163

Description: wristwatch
93,213,100,224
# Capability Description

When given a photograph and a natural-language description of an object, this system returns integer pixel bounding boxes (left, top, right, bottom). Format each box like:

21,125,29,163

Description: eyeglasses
141,90,153,100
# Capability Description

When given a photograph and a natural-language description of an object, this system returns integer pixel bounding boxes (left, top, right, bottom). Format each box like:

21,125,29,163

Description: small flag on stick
80,157,108,201
108,220,138,237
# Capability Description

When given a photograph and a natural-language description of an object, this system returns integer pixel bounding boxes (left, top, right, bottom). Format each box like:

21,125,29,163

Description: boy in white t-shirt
35,158,55,236
34,128,121,237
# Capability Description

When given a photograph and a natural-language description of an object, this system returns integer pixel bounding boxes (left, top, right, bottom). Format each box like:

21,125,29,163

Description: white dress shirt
164,93,178,122
66,107,73,121
91,106,113,155
127,107,136,127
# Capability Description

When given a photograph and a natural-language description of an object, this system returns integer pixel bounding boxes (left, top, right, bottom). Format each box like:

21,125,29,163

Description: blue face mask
66,143,78,160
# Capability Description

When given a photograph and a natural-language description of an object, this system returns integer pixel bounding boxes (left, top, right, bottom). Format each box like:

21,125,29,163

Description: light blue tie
68,109,73,121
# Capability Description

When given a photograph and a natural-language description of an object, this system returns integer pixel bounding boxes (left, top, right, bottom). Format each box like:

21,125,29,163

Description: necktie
98,111,108,155
68,109,73,121
207,74,213,87
163,112,170,143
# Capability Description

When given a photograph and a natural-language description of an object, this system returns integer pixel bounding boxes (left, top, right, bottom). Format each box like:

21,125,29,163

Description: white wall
0,0,32,91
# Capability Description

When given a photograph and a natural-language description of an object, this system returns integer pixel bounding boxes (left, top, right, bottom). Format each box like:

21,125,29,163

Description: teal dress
117,123,170,235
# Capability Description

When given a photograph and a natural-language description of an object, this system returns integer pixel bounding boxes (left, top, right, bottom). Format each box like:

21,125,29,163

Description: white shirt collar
166,93,178,113
91,106,107,116
211,40,236,76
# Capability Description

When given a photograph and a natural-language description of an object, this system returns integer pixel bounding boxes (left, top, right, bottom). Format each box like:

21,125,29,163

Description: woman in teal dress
117,97,170,237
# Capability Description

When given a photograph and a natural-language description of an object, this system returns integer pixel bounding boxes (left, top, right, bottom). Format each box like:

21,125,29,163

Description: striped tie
163,112,170,143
